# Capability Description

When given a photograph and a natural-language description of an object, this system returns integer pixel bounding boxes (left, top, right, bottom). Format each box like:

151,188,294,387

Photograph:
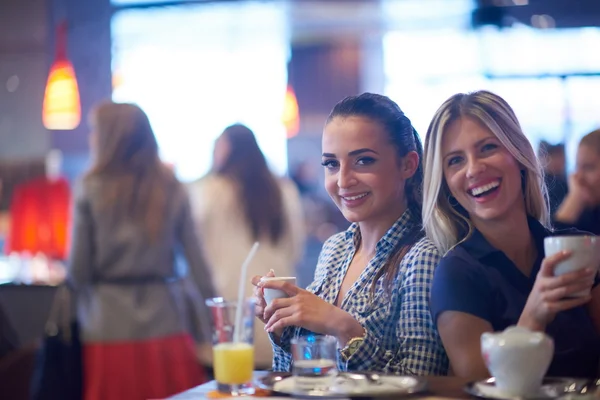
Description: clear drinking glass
205,297,256,395
291,335,338,393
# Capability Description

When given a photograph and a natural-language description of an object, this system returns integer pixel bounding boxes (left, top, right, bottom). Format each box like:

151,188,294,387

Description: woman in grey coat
68,102,217,400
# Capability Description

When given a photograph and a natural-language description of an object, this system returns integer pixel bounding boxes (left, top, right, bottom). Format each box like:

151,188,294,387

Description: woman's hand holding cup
544,235,600,298
251,269,275,325
251,271,297,340
520,247,597,331
251,271,297,322
260,276,297,306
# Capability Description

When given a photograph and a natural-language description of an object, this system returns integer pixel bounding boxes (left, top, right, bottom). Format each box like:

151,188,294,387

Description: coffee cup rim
544,235,598,242
260,276,297,282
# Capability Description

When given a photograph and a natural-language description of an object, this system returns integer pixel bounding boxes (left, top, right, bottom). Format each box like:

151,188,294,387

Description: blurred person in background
538,140,568,215
188,123,305,369
290,161,318,197
69,102,217,400
554,129,600,234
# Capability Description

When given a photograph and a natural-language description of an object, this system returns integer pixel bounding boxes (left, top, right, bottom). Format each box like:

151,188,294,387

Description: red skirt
84,333,207,400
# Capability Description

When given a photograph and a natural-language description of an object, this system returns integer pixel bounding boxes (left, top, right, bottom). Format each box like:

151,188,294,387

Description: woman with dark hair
251,93,448,375
188,123,305,369
69,102,217,400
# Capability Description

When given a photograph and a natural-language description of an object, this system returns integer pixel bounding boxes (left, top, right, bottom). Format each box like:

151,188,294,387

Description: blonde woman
68,102,217,400
422,91,600,379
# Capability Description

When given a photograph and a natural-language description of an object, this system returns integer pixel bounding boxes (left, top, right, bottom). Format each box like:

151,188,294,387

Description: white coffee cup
543,235,600,297
481,327,554,397
260,276,297,306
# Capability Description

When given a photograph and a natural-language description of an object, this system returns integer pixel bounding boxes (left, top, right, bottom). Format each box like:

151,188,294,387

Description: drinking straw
233,242,259,343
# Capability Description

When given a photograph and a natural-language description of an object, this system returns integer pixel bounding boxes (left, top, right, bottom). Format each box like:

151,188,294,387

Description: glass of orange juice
205,297,256,395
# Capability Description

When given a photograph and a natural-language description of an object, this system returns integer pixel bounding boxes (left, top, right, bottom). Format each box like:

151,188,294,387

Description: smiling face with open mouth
321,116,415,226
442,117,525,225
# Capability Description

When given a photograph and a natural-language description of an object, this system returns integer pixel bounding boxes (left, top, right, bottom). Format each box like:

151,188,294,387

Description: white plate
257,372,427,398
464,377,589,400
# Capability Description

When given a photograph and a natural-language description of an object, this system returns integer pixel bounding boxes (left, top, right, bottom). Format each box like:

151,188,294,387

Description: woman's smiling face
442,116,525,225
322,115,416,225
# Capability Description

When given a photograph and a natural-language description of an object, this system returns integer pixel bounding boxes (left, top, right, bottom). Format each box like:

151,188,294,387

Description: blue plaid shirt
269,211,448,375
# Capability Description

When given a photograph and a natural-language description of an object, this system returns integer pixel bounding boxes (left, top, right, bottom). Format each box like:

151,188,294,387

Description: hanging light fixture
43,21,81,130
282,85,299,138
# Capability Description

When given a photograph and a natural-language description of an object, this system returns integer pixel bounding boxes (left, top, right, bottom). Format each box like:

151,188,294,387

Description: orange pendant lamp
43,21,81,130
282,84,299,138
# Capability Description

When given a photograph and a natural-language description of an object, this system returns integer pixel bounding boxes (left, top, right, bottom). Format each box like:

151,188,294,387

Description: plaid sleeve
344,239,448,375
269,327,294,372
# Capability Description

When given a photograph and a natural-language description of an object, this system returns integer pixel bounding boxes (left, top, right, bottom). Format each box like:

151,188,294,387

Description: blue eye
482,143,498,152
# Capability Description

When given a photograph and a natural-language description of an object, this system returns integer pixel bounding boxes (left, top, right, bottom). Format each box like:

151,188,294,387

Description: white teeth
470,181,500,196
343,193,368,201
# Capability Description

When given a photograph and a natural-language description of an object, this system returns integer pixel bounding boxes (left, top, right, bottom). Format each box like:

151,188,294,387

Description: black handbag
30,284,83,400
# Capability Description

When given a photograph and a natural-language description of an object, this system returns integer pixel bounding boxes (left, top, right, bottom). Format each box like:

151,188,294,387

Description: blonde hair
86,101,179,241
422,90,549,254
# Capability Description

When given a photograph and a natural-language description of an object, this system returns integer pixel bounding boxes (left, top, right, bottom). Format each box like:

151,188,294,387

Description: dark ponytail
406,126,424,219
327,93,425,296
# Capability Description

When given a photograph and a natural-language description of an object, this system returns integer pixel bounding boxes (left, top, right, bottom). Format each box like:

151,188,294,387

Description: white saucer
257,372,427,399
465,377,587,400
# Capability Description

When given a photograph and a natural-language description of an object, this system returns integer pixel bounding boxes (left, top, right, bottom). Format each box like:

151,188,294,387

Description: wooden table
168,374,471,399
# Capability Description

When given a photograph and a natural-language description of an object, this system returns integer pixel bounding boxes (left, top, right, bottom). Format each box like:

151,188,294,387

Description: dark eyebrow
443,137,496,160
322,148,379,158
348,148,378,156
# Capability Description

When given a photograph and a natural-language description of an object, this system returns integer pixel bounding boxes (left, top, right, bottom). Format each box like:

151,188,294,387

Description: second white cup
260,276,297,305
543,235,600,297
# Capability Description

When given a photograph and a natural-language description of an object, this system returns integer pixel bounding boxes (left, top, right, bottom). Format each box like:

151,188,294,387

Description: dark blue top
431,217,600,378
554,206,600,236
